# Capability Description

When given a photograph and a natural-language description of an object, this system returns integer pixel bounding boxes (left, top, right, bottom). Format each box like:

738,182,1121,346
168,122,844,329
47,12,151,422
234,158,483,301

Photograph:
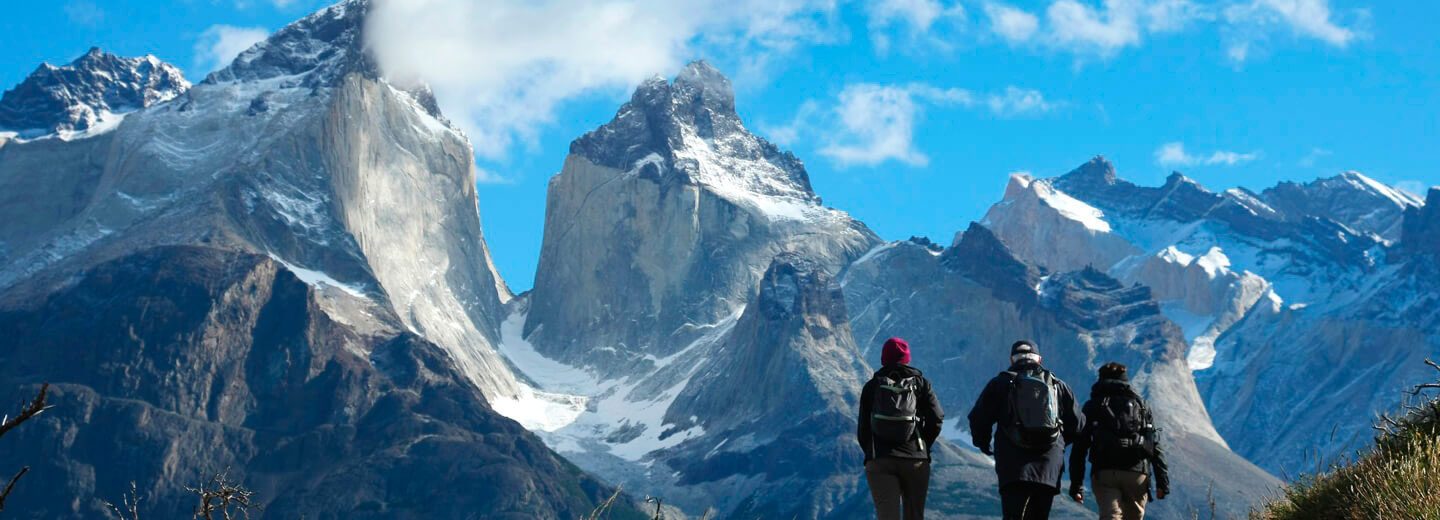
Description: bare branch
105,481,142,520
0,466,30,512
0,383,52,441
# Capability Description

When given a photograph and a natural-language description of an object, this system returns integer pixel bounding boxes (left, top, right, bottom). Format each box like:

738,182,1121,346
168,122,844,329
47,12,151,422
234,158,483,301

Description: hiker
1068,362,1170,520
967,340,1082,520
858,337,944,520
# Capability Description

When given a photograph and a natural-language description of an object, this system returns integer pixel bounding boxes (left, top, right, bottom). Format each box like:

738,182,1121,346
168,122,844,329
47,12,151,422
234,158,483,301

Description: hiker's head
881,337,911,366
1010,340,1042,366
1099,362,1129,381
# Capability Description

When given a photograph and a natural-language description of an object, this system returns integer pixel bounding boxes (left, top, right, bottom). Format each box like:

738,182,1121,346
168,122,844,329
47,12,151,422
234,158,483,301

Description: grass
1254,362,1440,520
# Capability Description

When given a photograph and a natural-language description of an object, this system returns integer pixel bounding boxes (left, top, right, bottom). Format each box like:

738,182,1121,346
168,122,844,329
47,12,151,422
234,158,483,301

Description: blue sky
3,0,1437,290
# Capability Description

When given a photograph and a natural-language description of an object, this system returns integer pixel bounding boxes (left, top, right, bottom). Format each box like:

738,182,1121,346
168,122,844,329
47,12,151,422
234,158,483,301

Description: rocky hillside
0,246,632,518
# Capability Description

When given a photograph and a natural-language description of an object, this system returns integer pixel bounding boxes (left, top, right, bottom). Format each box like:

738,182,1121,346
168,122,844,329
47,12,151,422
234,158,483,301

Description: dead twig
187,470,256,520
0,466,29,512
0,384,52,512
0,383,51,440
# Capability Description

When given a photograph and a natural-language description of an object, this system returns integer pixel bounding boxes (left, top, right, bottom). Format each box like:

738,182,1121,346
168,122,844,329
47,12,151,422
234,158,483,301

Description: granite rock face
503,62,881,517
0,0,518,401
524,61,879,378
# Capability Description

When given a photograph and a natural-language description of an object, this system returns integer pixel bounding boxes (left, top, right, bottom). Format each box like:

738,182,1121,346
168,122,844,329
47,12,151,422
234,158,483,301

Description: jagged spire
1062,155,1118,185
203,0,374,87
567,59,817,202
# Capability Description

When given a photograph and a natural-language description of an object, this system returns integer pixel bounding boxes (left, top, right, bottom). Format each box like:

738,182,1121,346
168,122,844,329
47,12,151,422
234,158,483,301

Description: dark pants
1000,481,1056,520
866,458,931,520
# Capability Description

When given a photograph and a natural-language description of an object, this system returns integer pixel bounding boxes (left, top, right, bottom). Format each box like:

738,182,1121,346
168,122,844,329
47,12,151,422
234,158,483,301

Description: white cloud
979,0,1208,58
984,2,1039,44
1224,0,1362,63
1206,149,1260,165
818,83,966,167
986,86,1055,116
366,0,838,160
780,83,1054,168
194,25,270,74
866,0,966,53
1155,141,1259,167
1046,0,1143,54
1044,0,1209,57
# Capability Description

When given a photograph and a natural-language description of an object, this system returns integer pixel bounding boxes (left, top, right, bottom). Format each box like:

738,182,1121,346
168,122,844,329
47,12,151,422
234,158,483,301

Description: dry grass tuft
1254,360,1440,519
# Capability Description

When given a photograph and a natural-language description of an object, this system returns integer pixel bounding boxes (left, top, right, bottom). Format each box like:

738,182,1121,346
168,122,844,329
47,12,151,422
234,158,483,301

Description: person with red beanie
858,337,944,520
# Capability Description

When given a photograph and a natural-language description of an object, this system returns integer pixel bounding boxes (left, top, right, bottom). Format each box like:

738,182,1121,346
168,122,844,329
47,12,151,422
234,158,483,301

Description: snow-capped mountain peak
568,60,821,218
0,47,188,138
1261,170,1424,241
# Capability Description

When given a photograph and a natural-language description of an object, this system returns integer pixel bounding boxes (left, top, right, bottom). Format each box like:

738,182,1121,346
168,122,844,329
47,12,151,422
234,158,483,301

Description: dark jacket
966,362,1083,492
1069,379,1170,495
858,364,944,461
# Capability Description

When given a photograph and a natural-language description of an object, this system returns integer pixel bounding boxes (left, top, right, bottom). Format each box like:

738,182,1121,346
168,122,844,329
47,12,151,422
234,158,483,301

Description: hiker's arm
857,381,874,462
967,378,1000,452
1151,433,1171,497
1059,381,1083,445
1069,401,1094,494
920,378,944,449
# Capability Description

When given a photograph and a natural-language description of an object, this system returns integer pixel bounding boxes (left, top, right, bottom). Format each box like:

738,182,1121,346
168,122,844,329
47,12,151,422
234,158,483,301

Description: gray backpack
870,374,921,445
1004,368,1062,450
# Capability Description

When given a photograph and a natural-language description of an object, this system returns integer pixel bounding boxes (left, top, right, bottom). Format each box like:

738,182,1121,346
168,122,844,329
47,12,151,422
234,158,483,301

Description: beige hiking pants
1092,469,1149,520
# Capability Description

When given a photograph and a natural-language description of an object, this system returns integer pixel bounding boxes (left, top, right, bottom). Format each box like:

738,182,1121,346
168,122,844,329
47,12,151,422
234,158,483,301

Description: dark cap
1011,340,1038,356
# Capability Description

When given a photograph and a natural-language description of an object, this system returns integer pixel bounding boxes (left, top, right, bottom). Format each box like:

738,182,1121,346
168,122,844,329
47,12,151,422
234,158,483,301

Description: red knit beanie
881,337,911,366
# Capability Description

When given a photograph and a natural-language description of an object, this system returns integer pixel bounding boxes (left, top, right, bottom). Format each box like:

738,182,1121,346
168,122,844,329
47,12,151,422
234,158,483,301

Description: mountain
503,61,882,516
981,157,1439,476
0,47,189,139
0,1,636,516
840,228,1280,518
1200,186,1440,475
1261,171,1423,242
524,60,877,376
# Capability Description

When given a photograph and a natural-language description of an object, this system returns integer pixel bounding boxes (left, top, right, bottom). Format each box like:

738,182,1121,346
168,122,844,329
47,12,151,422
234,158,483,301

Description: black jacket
967,362,1083,491
1069,379,1170,495
858,364,944,461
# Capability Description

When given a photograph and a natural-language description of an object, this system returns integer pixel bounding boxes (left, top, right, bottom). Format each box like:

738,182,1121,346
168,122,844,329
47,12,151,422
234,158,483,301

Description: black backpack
870,374,921,445
1093,391,1157,459
1003,367,1062,450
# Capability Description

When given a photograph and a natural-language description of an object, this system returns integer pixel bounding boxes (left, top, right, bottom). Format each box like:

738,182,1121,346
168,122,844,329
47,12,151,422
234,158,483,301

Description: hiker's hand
1069,489,1084,504
1156,488,1168,500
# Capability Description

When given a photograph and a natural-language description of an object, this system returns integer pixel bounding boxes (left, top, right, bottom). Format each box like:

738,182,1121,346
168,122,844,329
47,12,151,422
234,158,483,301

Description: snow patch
1013,174,1112,233
1343,171,1422,208
266,253,367,298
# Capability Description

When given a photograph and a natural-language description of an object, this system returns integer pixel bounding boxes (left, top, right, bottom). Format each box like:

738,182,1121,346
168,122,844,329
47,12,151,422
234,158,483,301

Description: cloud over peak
1155,141,1260,167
